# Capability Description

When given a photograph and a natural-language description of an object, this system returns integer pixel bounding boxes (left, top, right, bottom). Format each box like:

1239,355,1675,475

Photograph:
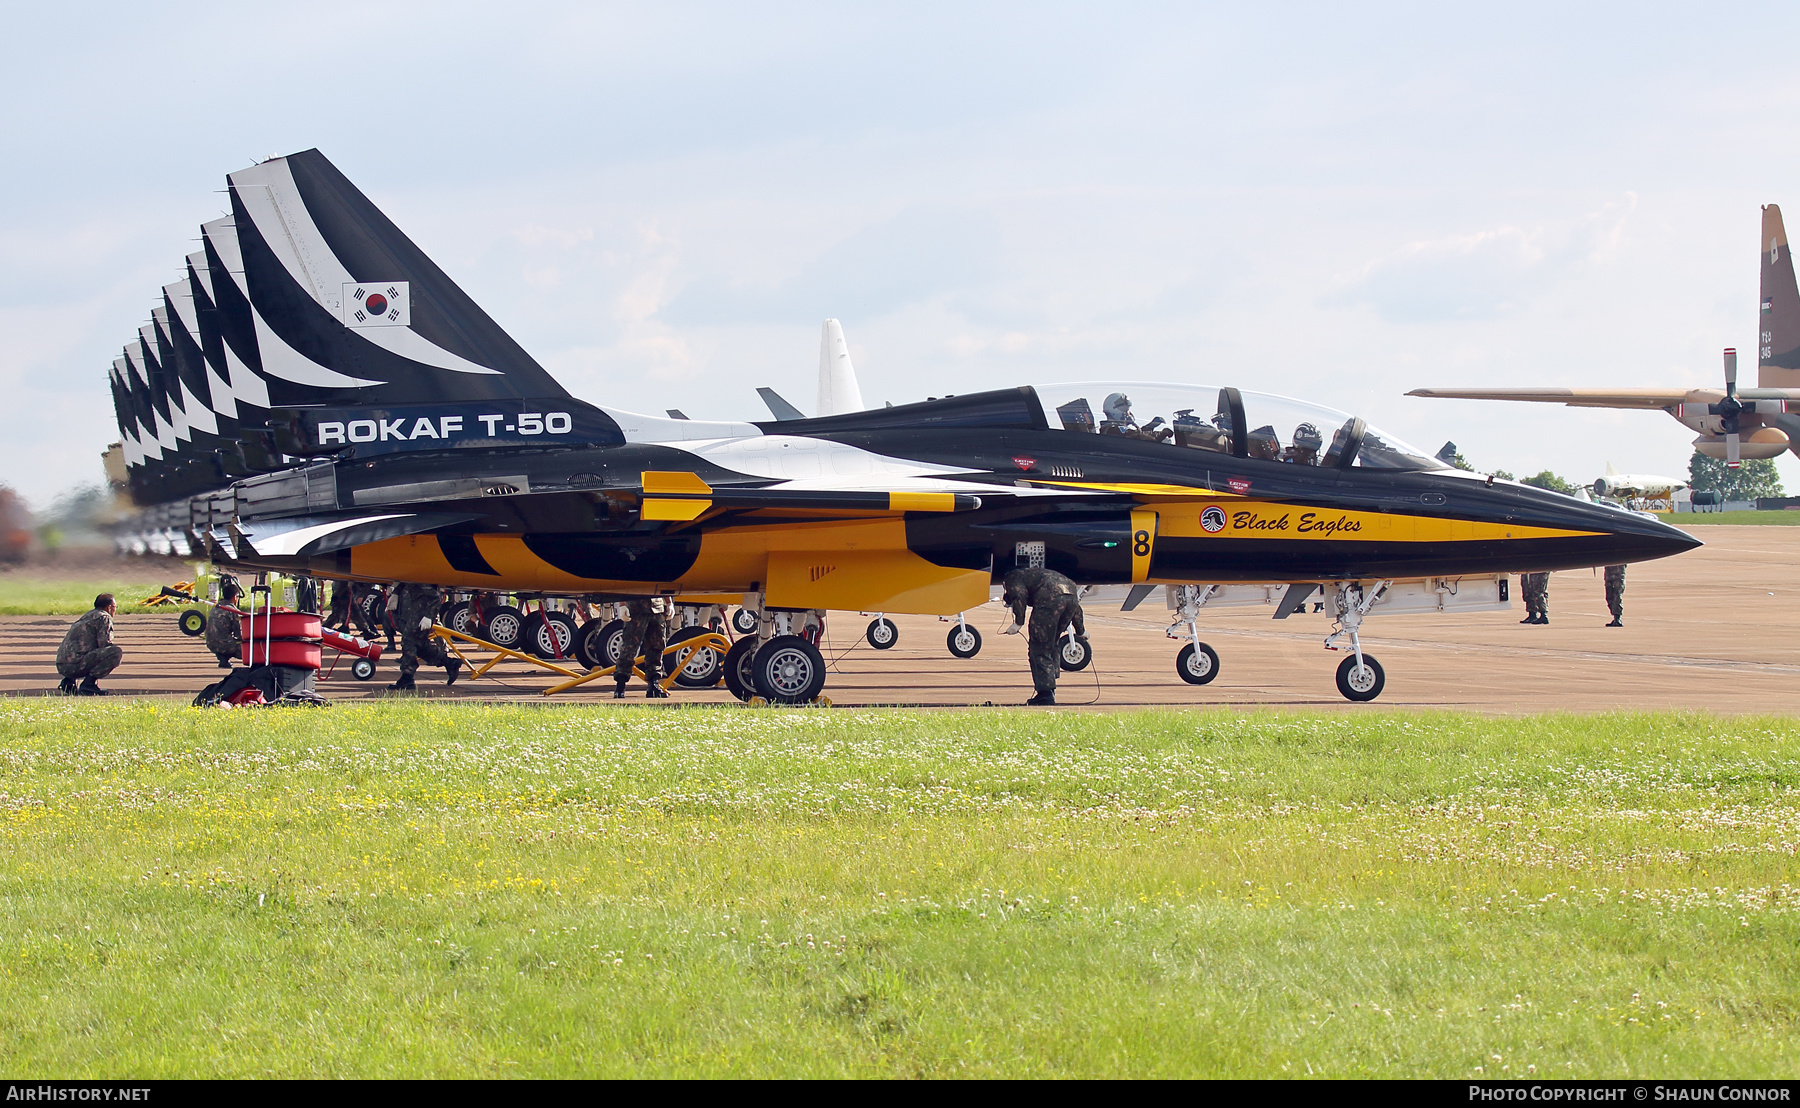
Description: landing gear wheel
359,591,386,632
866,617,899,650
669,626,723,688
177,609,206,636
528,611,579,659
443,601,477,635
351,658,376,681
1175,641,1219,685
731,607,759,635
946,624,982,658
1059,636,1092,672
723,637,759,702
752,634,827,705
484,605,525,649
1335,653,1385,702
575,619,623,670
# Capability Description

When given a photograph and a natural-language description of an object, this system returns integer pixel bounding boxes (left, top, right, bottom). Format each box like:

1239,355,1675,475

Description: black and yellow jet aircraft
105,150,1699,702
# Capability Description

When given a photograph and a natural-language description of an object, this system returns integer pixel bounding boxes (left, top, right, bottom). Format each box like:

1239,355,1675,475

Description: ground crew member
1519,572,1549,624
326,580,380,640
381,583,400,651
56,593,122,696
387,583,462,692
1603,565,1626,627
204,578,242,668
1001,566,1088,706
613,596,670,699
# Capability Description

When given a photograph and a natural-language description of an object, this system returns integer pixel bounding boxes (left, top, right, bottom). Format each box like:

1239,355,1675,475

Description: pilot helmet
1103,393,1132,422
1293,422,1322,450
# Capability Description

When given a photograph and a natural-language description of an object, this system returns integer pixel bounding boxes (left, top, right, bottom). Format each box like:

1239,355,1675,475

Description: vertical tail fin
815,318,865,417
1759,204,1800,388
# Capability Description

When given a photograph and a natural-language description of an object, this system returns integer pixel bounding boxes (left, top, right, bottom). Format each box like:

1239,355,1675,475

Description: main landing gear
946,613,982,659
725,601,831,706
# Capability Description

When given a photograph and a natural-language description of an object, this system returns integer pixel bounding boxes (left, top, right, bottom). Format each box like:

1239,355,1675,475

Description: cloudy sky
5,1,1800,507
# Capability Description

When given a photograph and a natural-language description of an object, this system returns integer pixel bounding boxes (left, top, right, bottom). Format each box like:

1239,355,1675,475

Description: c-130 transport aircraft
103,150,1699,703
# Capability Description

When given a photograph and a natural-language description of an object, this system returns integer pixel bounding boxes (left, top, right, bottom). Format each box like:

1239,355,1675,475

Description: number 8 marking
1133,530,1151,557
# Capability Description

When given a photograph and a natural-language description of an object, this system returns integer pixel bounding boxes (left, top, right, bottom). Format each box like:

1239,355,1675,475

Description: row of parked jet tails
102,148,1698,702
1411,204,1800,469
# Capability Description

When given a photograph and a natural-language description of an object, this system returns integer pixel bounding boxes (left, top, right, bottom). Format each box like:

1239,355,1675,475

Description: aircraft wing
1406,387,1707,409
637,471,1097,521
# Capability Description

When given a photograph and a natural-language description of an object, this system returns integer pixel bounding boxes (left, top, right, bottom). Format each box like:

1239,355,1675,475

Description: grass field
0,703,1795,1078
0,578,195,616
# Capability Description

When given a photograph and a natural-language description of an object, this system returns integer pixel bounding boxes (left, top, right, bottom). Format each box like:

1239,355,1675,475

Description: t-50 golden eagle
104,150,1698,702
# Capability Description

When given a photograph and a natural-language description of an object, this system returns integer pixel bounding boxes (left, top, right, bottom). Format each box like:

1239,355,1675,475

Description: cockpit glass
1032,382,1445,471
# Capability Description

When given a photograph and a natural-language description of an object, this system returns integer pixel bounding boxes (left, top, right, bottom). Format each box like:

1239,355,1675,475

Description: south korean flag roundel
342,282,411,328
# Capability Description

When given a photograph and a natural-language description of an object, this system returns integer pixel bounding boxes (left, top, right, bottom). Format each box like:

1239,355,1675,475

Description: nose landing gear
1167,584,1222,686
1324,580,1391,702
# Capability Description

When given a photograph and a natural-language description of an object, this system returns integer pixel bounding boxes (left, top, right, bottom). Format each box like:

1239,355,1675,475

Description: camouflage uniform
56,608,122,681
614,597,669,697
1603,565,1626,626
326,581,379,639
394,583,451,682
1002,567,1087,701
204,604,241,667
1520,572,1549,624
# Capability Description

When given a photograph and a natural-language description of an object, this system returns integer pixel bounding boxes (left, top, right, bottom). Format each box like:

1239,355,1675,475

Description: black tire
178,609,207,636
574,618,613,669
1175,641,1219,685
866,617,899,650
946,624,982,658
723,637,759,702
359,591,385,631
1335,653,1385,702
351,658,376,681
596,620,627,668
751,635,827,705
529,611,579,659
668,626,723,688
731,607,759,635
443,601,475,635
484,605,525,648
1059,635,1092,672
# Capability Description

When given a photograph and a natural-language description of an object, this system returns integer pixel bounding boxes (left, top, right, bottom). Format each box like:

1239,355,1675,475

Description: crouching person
205,579,243,668
57,593,122,696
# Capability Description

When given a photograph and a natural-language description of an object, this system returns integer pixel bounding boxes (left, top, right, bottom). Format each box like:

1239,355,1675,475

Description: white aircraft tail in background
816,319,865,417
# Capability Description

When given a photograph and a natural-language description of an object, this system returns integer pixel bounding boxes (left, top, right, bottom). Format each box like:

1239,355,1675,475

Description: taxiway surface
0,524,1792,711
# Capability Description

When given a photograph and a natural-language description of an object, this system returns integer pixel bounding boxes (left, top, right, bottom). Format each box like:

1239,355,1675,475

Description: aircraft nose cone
1590,509,1704,563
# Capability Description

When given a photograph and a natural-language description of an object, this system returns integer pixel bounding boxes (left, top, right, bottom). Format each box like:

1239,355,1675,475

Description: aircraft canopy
1031,382,1446,471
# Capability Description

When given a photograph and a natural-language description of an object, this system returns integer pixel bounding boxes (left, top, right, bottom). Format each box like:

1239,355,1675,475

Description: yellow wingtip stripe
888,491,956,512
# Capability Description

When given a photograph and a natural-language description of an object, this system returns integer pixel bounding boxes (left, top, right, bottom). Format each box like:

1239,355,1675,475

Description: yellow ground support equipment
429,624,732,697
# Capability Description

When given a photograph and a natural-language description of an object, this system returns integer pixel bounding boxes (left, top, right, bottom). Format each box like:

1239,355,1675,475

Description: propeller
1708,347,1744,468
